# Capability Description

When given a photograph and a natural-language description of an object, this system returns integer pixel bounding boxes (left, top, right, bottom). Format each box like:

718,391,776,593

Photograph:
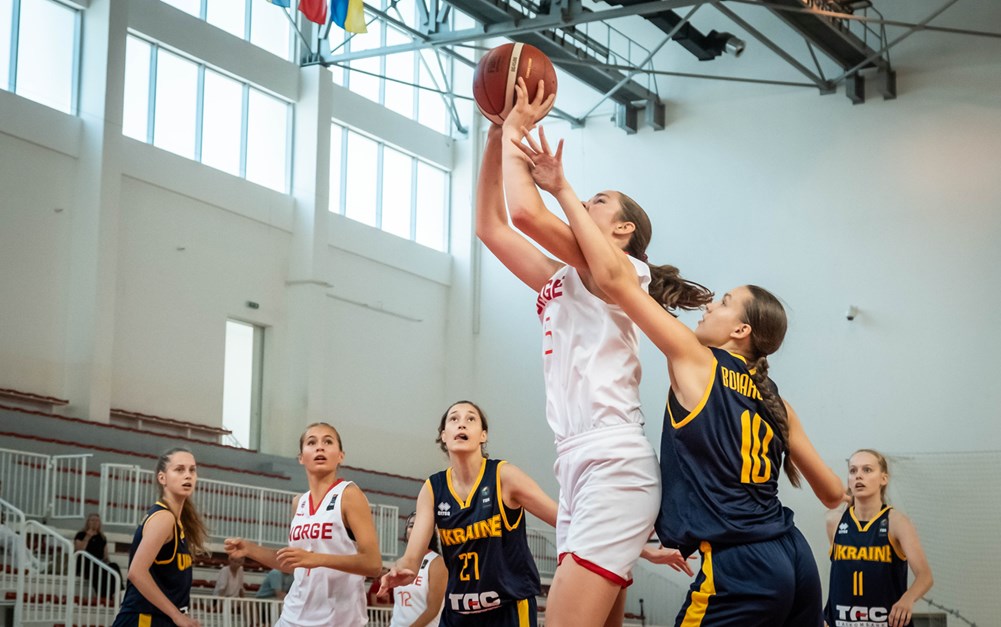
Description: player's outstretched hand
378,565,417,595
223,537,249,559
511,126,568,196
276,547,322,570
172,614,201,627
504,77,555,131
887,598,914,627
640,544,696,577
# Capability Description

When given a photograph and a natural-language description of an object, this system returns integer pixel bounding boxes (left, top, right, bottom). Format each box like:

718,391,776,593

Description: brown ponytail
648,263,714,312
741,286,800,487
615,192,713,312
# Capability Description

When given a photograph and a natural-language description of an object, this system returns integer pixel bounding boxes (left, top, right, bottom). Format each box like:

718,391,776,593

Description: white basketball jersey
389,551,442,627
278,480,367,627
536,257,651,443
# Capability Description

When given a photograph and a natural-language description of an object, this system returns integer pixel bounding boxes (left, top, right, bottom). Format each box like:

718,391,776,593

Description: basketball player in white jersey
225,423,382,627
390,512,445,627
476,81,702,627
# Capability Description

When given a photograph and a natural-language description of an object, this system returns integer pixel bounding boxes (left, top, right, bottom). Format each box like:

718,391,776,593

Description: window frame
2,0,82,114
125,33,292,193
330,121,451,252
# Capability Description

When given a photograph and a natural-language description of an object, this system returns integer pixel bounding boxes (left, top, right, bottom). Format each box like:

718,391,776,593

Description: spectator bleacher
0,390,563,626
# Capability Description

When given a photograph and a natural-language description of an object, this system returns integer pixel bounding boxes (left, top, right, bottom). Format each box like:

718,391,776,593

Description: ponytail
647,263,713,312
741,286,798,486
748,356,800,487
180,499,208,556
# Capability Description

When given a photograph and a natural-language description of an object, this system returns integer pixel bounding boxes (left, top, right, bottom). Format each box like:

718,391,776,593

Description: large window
327,0,472,136
0,0,78,113
123,35,291,193
160,0,292,60
330,122,449,252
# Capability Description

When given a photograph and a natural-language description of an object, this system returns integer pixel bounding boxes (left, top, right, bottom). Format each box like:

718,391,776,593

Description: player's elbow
820,494,844,510
590,263,629,296
509,205,539,232
818,482,846,509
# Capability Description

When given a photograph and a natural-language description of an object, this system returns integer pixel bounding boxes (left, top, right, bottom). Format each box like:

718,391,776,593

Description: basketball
473,43,558,125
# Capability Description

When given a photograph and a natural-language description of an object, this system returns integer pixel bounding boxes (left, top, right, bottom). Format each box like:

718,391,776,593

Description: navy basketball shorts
675,527,822,627
441,597,538,627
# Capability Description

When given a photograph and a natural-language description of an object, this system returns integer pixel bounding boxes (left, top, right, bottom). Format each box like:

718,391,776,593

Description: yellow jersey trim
849,505,891,533
139,614,152,627
446,458,487,509
144,503,178,566
670,357,718,429
496,460,523,532
680,541,715,626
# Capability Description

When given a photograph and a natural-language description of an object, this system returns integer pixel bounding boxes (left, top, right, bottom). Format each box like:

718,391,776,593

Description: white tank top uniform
536,256,661,586
276,480,367,627
389,550,442,627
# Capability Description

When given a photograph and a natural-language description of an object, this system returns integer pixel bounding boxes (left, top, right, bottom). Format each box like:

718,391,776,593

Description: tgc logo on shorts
448,591,501,612
833,604,889,624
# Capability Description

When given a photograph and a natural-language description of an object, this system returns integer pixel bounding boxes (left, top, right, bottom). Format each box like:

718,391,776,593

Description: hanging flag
298,0,328,24
331,0,368,34
266,0,291,7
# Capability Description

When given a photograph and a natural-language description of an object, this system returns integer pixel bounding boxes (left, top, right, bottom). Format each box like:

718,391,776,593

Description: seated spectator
255,568,294,601
214,555,246,598
255,568,294,627
74,512,122,597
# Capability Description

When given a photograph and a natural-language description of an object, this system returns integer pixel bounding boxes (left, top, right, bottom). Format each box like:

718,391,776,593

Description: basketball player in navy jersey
518,116,846,624
225,423,382,627
825,449,932,627
381,401,558,627
112,448,207,627
479,79,703,627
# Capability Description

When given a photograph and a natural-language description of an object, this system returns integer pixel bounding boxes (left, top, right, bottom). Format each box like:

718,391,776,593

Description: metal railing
70,550,122,626
371,502,400,559
0,498,28,626
20,519,75,625
189,595,283,627
0,448,90,519
188,596,393,626
100,464,399,556
526,526,558,579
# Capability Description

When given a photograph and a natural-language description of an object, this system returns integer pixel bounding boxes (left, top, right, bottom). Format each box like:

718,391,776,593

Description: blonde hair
847,448,890,505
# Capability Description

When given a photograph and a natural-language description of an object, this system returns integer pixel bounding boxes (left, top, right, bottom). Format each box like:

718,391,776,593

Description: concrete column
266,65,333,456
62,0,129,422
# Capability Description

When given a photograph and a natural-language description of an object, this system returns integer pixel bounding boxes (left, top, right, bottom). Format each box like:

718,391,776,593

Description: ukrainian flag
330,0,367,34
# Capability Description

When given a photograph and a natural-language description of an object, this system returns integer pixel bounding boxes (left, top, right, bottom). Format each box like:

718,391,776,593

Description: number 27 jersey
428,458,540,615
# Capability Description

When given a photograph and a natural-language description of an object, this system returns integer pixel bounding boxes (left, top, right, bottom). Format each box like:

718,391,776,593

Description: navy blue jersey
429,458,540,616
825,507,910,627
116,502,193,618
656,347,791,554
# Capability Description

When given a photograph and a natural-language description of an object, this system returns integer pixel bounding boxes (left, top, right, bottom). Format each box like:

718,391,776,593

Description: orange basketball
473,43,558,125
